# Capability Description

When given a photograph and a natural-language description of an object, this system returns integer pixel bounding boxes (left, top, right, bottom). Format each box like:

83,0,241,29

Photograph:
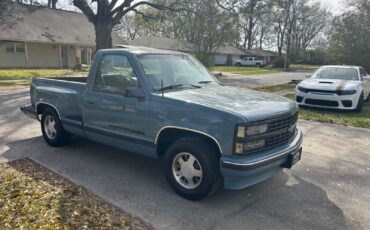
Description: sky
53,0,347,15
318,0,346,15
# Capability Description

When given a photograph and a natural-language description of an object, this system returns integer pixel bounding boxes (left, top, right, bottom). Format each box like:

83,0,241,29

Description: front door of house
61,46,68,67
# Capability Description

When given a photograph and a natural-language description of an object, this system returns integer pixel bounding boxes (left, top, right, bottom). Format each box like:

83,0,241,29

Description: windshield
313,67,359,81
138,54,218,91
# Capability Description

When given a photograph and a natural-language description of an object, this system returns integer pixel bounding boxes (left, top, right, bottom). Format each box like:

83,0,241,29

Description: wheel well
36,103,60,118
156,128,221,157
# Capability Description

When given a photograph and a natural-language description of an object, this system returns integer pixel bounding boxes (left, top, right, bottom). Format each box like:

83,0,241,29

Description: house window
4,42,25,53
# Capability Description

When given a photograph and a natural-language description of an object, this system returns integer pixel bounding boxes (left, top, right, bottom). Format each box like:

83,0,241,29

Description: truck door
82,53,154,156
241,57,248,66
247,57,254,66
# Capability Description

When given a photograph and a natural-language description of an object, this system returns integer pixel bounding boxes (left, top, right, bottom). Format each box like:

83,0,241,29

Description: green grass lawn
255,83,370,129
210,66,279,75
0,69,88,87
254,83,297,93
289,64,321,72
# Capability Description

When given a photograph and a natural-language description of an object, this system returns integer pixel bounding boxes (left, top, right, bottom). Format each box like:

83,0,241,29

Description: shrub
72,64,90,71
272,56,290,68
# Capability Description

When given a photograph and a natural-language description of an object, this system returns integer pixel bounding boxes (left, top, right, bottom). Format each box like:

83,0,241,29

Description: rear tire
41,107,70,147
365,92,370,102
163,137,221,200
354,92,364,112
256,63,261,68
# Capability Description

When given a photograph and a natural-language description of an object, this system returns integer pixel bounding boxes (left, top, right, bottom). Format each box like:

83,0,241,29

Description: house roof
0,1,127,46
244,49,279,57
126,35,278,57
128,36,194,52
214,46,246,55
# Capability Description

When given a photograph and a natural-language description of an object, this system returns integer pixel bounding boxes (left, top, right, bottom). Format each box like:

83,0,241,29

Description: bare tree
72,0,185,51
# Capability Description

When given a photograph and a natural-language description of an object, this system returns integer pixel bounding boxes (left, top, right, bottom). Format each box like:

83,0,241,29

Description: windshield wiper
156,84,201,92
198,81,214,84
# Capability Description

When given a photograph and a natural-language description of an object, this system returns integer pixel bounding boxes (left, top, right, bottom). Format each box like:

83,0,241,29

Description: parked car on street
234,57,265,67
295,65,370,112
21,47,302,200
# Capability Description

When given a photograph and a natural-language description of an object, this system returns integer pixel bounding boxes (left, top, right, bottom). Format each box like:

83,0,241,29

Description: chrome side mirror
305,74,312,78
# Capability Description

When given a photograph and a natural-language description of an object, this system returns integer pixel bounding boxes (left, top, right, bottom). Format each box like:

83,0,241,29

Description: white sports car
295,65,370,112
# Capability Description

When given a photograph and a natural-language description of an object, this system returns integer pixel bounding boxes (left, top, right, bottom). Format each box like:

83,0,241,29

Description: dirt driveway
1,89,369,230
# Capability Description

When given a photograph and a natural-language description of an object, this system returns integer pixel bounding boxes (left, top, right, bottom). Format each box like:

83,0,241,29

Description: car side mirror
305,74,311,78
124,87,145,99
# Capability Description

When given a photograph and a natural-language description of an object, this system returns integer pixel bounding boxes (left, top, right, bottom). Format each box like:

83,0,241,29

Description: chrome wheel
172,152,203,189
44,115,57,139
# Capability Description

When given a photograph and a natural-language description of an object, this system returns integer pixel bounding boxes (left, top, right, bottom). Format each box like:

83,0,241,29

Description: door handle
87,100,95,105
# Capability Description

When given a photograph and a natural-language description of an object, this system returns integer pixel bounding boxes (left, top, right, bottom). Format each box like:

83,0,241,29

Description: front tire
41,107,70,147
354,92,364,112
235,62,241,67
163,137,221,200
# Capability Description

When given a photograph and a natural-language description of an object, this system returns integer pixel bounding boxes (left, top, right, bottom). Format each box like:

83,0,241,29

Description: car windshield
138,54,218,91
313,67,359,81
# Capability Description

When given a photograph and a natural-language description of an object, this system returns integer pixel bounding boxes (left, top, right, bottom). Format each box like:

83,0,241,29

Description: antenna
161,79,164,97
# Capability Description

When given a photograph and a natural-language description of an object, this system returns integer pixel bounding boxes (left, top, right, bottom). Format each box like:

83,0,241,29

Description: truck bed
49,76,88,83
30,77,87,125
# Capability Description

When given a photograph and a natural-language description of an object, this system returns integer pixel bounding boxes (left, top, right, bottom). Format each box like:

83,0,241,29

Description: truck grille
265,112,298,149
269,112,298,132
266,128,297,148
305,99,339,107
235,112,299,155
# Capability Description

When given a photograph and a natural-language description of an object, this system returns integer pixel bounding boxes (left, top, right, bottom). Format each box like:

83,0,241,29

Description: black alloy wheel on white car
354,92,364,112
365,92,370,102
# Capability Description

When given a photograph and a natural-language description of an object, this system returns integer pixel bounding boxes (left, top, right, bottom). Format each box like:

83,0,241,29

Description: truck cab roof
101,45,188,56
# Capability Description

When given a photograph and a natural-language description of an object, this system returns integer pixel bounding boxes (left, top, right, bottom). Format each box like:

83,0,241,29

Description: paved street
219,71,310,88
1,88,370,230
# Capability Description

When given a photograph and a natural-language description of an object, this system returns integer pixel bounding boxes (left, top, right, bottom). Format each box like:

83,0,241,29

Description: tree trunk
247,16,253,49
52,0,57,9
94,22,114,51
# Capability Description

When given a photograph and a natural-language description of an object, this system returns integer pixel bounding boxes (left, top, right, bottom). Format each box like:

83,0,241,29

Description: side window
248,57,254,61
94,54,138,94
360,68,367,77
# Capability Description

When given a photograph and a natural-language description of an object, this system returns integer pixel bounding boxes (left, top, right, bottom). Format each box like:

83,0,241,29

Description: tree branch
73,0,96,22
112,0,190,23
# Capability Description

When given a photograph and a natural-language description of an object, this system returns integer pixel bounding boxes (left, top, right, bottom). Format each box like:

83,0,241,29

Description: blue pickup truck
21,47,303,200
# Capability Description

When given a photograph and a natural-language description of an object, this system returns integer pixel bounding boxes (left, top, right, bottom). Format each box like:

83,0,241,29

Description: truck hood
164,85,297,121
299,78,360,91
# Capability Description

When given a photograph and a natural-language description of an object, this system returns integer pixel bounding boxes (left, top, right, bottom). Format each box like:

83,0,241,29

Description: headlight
247,124,268,136
237,124,268,138
338,90,357,95
235,140,266,154
297,86,307,93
